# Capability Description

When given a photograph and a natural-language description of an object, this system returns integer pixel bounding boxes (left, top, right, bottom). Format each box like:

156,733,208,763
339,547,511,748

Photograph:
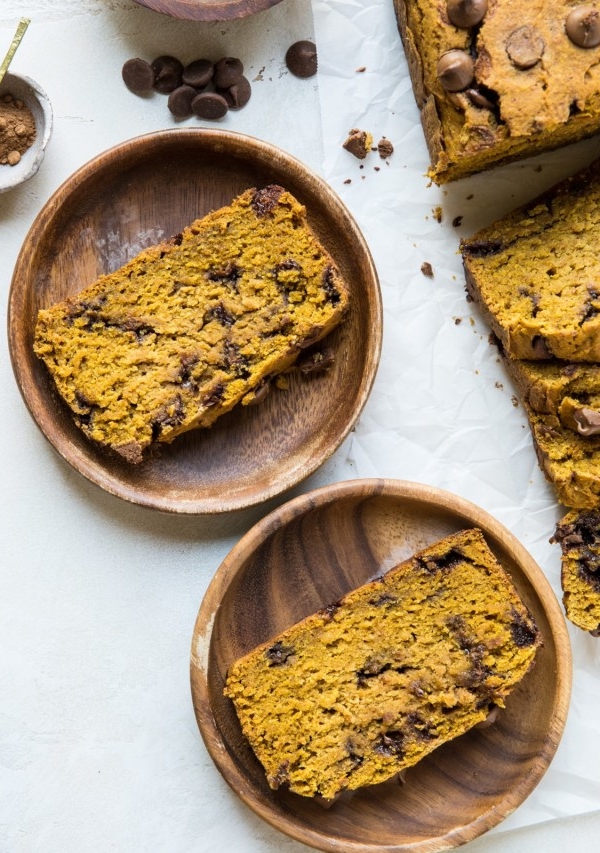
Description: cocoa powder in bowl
0,93,36,166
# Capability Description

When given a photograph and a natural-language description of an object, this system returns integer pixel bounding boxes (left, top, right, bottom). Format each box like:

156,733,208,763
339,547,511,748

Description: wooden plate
8,130,381,513
130,0,283,21
191,479,571,852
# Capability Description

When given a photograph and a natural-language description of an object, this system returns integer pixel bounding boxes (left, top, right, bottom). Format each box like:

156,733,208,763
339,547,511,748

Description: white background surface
2,0,600,850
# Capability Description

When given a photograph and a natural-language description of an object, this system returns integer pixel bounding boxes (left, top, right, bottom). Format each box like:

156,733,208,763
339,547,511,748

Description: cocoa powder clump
0,94,36,167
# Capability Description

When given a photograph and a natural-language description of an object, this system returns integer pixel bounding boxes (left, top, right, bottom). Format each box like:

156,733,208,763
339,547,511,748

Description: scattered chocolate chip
167,85,198,119
182,58,214,88
122,58,155,94
213,57,244,88
421,261,434,277
447,0,488,28
343,128,372,159
377,137,394,159
453,215,463,227
191,91,229,120
437,49,475,91
218,76,252,109
506,26,545,69
151,55,184,93
566,6,600,48
285,40,318,78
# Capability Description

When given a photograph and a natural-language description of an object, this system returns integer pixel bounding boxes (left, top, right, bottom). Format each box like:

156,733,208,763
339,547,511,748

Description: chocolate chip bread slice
553,509,600,634
461,159,600,360
224,528,541,801
503,354,600,508
34,185,349,463
506,358,600,436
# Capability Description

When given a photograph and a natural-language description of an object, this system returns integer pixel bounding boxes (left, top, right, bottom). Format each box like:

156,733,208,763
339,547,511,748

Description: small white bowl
0,72,52,192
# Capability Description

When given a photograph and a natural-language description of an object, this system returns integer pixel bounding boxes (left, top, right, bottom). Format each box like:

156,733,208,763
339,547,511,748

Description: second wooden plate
191,479,571,852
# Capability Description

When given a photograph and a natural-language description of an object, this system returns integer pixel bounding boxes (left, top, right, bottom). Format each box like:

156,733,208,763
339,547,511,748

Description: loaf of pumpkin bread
394,0,600,183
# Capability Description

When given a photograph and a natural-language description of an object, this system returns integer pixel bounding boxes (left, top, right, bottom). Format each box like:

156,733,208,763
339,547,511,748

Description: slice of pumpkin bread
503,355,600,508
461,159,600,361
506,359,600,436
553,509,600,634
34,186,349,462
224,528,541,800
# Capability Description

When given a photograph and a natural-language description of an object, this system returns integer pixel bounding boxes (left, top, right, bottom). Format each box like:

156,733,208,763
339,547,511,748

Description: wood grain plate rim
190,477,572,853
8,129,381,514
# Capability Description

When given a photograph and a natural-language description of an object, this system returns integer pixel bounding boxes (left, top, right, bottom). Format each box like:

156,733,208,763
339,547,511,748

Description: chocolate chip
182,58,214,88
374,731,404,757
510,611,539,647
419,548,464,573
151,55,184,93
506,26,545,69
447,0,488,28
573,407,600,436
466,87,496,109
213,57,244,88
191,92,229,120
474,704,500,729
252,185,284,216
421,261,434,277
285,40,318,78
437,50,475,91
167,85,198,119
265,641,295,666
122,58,155,95
461,239,503,257
530,335,552,358
566,6,600,48
218,76,252,109
245,381,270,406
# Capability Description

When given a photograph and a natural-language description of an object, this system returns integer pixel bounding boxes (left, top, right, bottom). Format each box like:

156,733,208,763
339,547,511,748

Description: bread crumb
377,138,394,160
